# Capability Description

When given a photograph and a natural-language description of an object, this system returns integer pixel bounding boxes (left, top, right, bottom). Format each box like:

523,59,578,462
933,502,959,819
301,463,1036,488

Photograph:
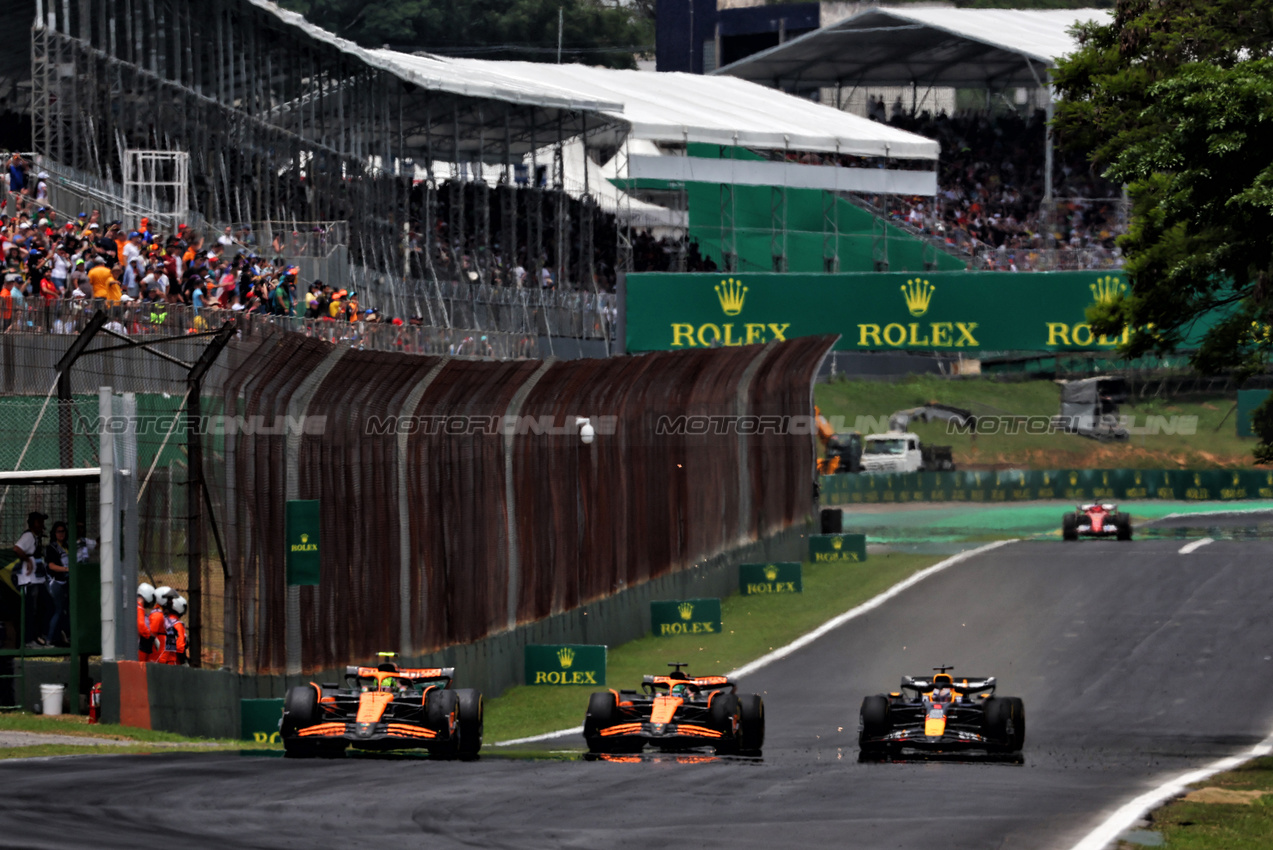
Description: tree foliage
1053,1,1273,459
279,0,651,68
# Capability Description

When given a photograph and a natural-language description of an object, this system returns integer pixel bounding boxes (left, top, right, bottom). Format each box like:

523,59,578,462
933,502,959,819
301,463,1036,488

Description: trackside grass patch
1119,757,1273,850
0,743,259,761
484,552,942,743
0,712,246,745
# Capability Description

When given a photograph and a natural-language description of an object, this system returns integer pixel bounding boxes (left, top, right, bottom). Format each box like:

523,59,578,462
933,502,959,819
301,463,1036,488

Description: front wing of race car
292,694,458,750
860,721,1008,752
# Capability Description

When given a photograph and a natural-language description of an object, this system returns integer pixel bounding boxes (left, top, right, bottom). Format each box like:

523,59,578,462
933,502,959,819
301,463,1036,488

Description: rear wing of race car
900,675,996,695
345,665,455,684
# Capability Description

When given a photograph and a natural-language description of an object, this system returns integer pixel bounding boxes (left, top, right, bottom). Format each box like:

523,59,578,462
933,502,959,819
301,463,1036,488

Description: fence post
98,387,116,662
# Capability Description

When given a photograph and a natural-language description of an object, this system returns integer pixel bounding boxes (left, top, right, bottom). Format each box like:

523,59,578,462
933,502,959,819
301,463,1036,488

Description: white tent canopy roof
436,59,939,160
715,7,1111,91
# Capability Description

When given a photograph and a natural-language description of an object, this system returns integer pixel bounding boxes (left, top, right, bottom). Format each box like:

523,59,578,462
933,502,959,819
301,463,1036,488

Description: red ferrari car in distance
1062,503,1132,541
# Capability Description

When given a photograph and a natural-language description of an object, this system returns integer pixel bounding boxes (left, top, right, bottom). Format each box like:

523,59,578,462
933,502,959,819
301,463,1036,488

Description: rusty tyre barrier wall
221,334,836,674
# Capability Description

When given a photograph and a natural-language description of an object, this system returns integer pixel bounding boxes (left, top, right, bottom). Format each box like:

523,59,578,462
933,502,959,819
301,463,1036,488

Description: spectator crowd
862,103,1125,271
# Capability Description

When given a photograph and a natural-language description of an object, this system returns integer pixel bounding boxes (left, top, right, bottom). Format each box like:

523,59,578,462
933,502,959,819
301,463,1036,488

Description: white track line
492,538,1017,746
1068,728,1273,850
1148,506,1273,524
1178,538,1214,555
726,539,1016,680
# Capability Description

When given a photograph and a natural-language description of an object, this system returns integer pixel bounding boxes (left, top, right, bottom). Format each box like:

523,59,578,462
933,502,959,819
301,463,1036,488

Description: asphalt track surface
6,538,1273,849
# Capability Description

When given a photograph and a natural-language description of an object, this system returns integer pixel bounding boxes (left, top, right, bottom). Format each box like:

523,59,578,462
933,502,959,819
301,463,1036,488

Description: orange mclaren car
280,659,482,759
583,663,764,756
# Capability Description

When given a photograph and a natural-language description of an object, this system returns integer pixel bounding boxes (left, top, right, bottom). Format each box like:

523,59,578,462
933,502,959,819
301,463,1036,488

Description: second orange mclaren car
583,663,764,755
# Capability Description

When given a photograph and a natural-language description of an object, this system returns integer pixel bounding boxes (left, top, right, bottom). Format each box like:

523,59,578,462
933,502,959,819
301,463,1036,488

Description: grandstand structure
5,0,956,335
716,7,1125,272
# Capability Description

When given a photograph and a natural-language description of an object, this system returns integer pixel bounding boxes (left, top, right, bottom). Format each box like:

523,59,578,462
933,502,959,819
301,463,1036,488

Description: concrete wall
100,522,810,739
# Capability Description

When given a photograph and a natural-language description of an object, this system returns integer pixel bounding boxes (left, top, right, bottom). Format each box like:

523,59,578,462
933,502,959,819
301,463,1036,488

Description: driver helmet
932,687,952,704
670,683,690,696
381,677,396,691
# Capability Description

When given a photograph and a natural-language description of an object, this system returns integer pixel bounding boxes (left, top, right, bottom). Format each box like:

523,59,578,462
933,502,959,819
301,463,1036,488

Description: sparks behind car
859,666,1024,758
1063,503,1133,541
280,660,483,759
584,663,764,755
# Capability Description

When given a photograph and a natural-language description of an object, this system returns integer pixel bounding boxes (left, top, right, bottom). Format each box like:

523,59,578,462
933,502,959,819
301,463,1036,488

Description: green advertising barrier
650,598,723,637
524,644,607,686
626,271,1149,353
820,469,1273,504
240,698,284,743
1237,389,1269,437
808,534,868,563
285,499,321,586
739,562,803,595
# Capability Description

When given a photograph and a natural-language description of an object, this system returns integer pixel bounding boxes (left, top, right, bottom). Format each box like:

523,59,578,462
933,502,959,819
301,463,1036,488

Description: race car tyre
455,688,484,758
425,688,461,757
282,685,318,736
710,693,742,754
1062,513,1079,541
983,696,1026,753
1117,513,1133,541
584,691,618,754
738,694,765,755
1005,697,1026,752
860,692,891,748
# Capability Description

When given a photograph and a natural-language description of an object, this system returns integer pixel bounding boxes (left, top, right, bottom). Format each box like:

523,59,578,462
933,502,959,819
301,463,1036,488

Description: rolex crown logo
831,537,843,550
1194,473,1202,486
715,277,747,316
678,602,694,620
1089,275,1127,307
1069,472,1078,485
764,565,779,581
1234,472,1241,485
300,533,309,544
900,278,935,317
1135,472,1142,485
557,647,575,668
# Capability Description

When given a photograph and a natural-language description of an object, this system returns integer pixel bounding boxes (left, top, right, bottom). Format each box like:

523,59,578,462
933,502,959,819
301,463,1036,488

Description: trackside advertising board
625,271,1142,353
285,499,321,586
525,644,607,686
650,598,723,637
808,534,867,563
820,469,1273,504
739,562,803,595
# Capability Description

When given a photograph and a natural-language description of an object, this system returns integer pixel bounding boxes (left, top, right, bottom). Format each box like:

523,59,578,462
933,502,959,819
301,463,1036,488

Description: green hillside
814,375,1254,469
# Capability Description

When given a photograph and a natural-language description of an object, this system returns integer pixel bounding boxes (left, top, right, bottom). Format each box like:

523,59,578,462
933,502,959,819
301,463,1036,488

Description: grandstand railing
0,301,541,360
347,266,617,342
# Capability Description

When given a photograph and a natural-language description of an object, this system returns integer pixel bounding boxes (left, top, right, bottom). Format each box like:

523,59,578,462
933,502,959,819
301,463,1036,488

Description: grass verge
815,374,1250,469
484,551,943,744
0,743,261,761
1121,757,1273,850
0,712,246,744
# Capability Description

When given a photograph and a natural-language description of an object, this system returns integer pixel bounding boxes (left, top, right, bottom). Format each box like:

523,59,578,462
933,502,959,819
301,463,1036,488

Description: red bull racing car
280,658,483,758
584,663,764,755
1062,503,1133,541
858,666,1024,758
